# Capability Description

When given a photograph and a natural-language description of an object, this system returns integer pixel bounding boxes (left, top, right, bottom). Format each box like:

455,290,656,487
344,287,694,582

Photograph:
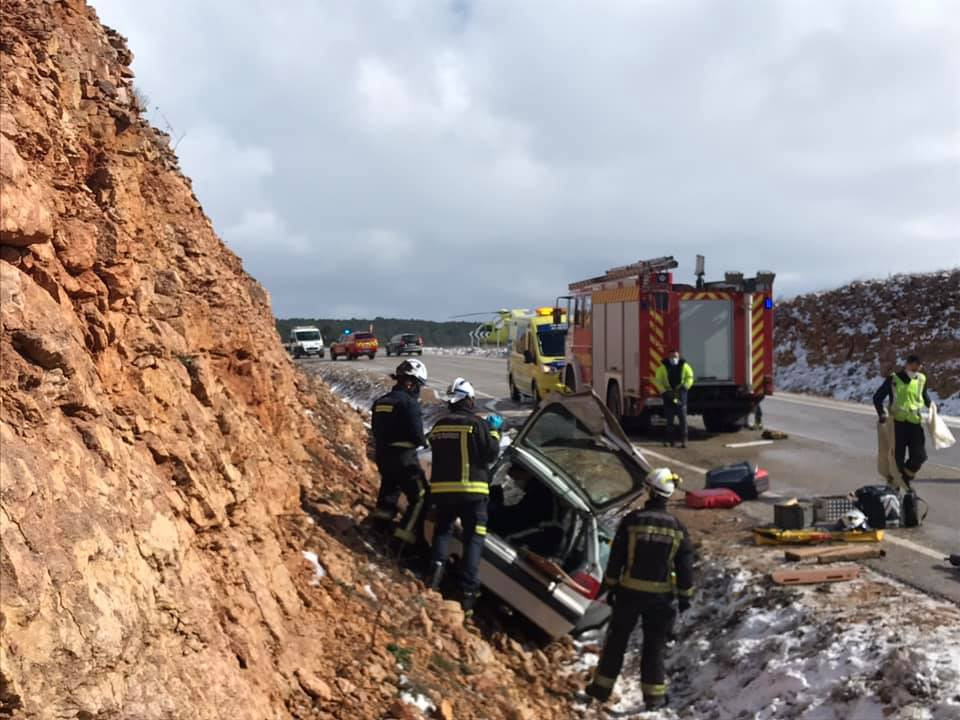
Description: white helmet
394,358,428,386
840,509,869,531
447,377,476,405
646,468,679,498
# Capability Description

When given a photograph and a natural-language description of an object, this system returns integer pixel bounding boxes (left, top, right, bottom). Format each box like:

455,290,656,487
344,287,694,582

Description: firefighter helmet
646,468,679,498
840,508,869,531
393,358,428,386
447,377,476,405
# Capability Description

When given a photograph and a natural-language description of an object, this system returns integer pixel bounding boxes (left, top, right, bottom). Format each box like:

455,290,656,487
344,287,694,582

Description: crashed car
422,391,652,639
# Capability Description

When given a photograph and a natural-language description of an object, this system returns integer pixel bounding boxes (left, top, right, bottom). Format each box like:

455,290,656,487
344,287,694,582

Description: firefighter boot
428,561,445,591
461,590,479,619
681,433,688,449
645,693,669,711
583,682,612,703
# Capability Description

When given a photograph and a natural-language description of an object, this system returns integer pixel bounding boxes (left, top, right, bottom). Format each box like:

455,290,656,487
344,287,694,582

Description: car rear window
402,334,420,343
354,333,374,340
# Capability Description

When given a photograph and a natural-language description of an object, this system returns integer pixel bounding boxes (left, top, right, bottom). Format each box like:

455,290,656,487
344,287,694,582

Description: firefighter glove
878,415,887,424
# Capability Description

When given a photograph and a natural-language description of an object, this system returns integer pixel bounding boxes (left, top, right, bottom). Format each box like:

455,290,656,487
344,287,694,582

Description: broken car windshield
520,403,643,506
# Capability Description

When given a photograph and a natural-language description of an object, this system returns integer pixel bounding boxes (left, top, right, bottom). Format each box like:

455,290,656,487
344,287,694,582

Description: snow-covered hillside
775,270,960,415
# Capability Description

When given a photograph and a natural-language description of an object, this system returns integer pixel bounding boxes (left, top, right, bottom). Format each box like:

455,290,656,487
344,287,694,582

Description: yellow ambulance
508,307,568,404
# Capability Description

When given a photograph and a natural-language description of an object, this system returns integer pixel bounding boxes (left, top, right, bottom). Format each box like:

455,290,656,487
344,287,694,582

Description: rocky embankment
0,3,577,718
775,270,960,413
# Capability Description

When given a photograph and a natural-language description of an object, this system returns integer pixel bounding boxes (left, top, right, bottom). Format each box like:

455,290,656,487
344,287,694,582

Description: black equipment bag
901,490,928,528
854,485,901,529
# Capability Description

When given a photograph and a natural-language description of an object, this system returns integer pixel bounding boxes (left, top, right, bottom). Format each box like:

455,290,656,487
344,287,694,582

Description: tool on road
771,565,860,585
774,498,813,530
782,544,885,562
685,488,742,509
705,461,769,500
753,527,884,545
812,495,857,524
761,429,788,440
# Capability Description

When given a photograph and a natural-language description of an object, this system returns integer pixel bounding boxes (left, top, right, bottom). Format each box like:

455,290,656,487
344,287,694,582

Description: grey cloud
92,0,959,318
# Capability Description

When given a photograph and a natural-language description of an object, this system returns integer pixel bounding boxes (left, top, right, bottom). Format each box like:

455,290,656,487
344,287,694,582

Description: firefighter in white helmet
585,468,694,710
426,377,503,616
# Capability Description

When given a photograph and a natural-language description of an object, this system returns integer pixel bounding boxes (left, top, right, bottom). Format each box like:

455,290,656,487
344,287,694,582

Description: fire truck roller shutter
606,302,624,376
593,302,606,383
680,299,734,382
624,300,640,396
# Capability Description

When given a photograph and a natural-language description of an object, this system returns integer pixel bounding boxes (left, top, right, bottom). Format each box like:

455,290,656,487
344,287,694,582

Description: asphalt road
326,352,960,603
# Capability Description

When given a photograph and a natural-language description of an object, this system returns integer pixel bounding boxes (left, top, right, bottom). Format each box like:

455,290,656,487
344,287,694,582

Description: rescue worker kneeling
370,359,429,548
427,378,502,615
585,468,694,710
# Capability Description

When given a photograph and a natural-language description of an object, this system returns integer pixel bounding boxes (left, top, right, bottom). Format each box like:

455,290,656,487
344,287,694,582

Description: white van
288,326,325,358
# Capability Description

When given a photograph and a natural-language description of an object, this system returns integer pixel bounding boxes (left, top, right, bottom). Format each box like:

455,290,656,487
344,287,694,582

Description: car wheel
348,354,356,361
509,375,521,402
417,350,423,355
386,348,391,357
369,353,376,359
606,382,622,426
531,381,540,407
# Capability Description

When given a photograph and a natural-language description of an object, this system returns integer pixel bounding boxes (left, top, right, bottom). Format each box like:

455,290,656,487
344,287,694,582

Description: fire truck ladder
569,256,679,290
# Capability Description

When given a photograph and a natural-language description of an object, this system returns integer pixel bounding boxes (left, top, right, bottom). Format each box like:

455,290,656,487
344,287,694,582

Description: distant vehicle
386,333,424,357
288,326,324,358
508,307,568,404
422,391,650,639
330,331,378,360
561,255,776,432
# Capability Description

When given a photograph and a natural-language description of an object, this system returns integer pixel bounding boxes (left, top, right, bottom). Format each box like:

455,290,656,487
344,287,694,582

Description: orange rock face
0,3,579,719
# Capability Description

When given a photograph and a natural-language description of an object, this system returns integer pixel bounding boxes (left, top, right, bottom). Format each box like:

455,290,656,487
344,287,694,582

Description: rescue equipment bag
854,485,901,529
901,490,928,528
705,462,769,500
685,488,742,509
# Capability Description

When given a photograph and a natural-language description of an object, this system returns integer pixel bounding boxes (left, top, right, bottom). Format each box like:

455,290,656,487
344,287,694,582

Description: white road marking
639,448,709,475
770,393,960,428
724,440,775,448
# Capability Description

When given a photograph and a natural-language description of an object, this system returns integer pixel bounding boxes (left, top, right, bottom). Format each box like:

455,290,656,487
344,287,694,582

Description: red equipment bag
685,488,742,509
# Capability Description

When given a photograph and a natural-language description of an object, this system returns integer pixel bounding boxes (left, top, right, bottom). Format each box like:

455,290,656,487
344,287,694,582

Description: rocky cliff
0,3,576,718
774,270,960,413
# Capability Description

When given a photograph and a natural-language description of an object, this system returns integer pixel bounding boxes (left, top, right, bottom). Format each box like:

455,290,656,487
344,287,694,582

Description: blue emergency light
343,329,352,334
764,298,773,310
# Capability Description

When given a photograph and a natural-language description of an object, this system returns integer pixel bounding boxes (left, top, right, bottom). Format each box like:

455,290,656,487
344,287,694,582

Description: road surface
314,353,960,603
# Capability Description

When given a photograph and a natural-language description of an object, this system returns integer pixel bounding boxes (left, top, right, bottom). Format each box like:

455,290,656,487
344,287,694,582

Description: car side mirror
523,350,535,364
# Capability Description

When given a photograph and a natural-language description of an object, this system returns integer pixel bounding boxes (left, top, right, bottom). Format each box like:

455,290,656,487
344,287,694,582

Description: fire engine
560,256,775,432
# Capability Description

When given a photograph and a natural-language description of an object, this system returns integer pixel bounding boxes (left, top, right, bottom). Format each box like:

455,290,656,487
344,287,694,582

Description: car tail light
418,336,423,345
570,571,602,599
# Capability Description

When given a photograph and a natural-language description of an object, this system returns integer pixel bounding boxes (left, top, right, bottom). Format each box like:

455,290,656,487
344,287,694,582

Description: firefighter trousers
663,390,688,443
590,591,675,705
374,461,428,545
431,498,488,597
894,421,926,480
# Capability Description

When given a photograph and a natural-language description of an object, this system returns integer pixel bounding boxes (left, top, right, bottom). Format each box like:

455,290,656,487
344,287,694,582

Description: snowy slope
775,270,960,415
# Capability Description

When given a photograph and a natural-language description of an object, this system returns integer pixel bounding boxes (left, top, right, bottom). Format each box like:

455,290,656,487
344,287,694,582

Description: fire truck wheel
702,410,723,433
531,381,541,407
564,365,577,393
606,383,622,425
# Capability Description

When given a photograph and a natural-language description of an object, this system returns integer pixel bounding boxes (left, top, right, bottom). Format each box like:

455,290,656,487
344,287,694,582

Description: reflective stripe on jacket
891,373,927,425
428,407,499,499
604,498,694,598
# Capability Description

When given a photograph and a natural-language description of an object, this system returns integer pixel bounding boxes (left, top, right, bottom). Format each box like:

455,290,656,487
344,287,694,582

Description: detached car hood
513,391,651,511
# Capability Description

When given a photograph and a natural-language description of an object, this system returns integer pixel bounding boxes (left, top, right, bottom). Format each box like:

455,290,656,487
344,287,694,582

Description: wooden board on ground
771,565,860,585
817,546,886,563
784,546,850,561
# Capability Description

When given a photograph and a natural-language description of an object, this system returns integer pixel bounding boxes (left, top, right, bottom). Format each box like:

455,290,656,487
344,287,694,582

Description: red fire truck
560,256,775,432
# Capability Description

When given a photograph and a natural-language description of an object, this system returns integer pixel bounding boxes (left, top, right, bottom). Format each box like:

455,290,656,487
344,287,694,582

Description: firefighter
585,468,694,710
370,359,429,548
427,378,502,615
873,354,933,487
654,350,695,448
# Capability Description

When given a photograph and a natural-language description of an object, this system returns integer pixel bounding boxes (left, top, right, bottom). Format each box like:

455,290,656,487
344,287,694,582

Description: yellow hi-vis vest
891,372,926,424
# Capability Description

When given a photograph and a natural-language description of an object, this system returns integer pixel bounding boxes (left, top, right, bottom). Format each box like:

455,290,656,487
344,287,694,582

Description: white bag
929,403,956,450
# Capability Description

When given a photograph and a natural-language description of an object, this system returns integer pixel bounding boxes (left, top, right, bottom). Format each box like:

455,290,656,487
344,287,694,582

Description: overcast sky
92,0,959,320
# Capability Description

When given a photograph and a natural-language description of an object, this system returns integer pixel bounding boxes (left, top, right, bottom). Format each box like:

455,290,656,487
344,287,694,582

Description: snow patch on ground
423,345,508,358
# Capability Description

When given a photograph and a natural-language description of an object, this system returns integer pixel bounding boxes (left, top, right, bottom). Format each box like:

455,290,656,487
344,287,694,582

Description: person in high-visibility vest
873,354,933,486
653,350,695,448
